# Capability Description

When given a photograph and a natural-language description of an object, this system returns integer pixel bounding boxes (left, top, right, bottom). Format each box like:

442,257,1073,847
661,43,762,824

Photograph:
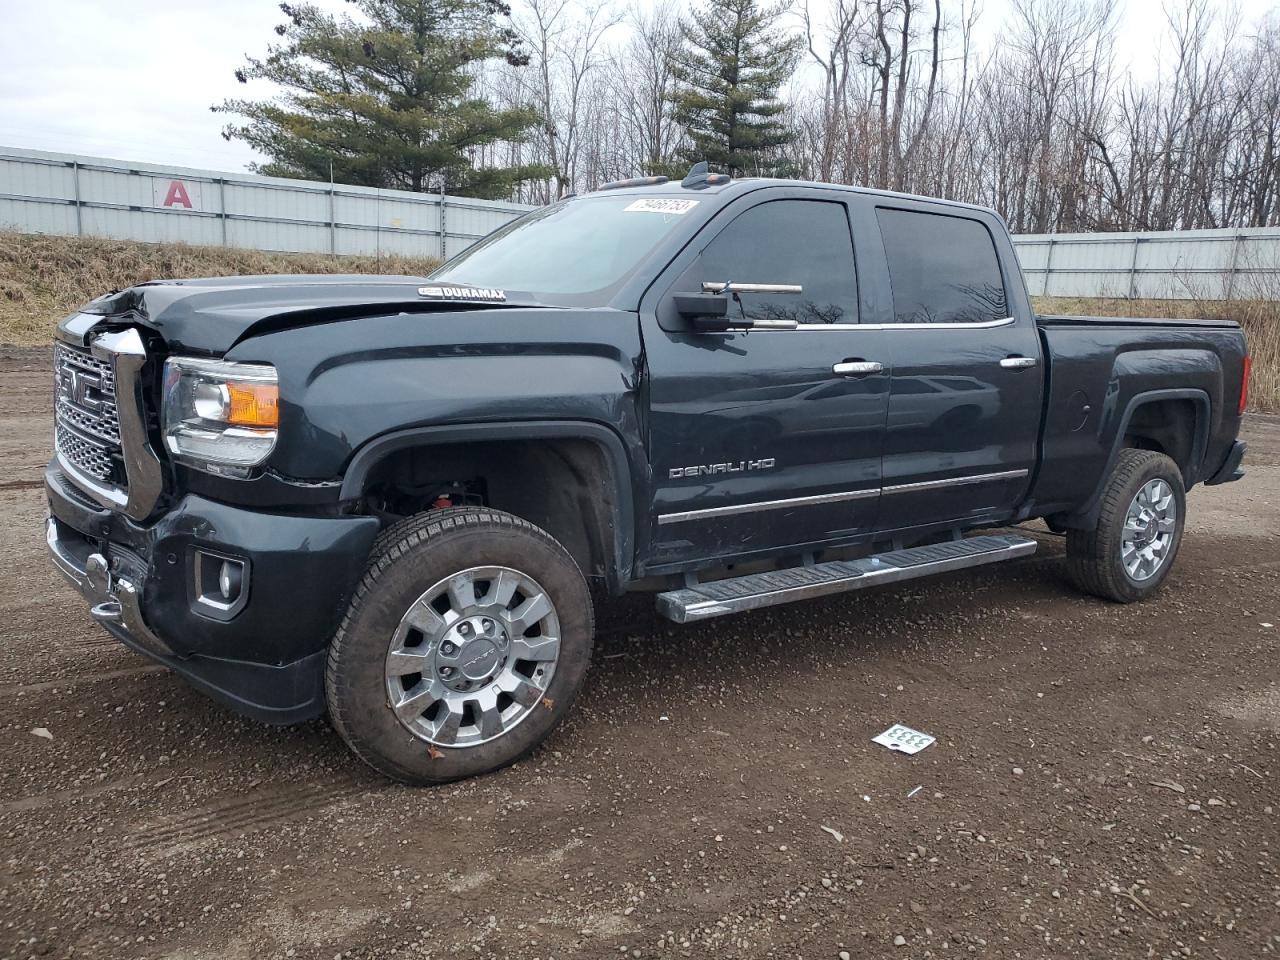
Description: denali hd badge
669,458,775,479
417,285,506,302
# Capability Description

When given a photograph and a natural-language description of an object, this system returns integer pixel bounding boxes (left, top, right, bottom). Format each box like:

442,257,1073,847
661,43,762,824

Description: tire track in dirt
0,664,166,696
125,779,387,857
0,773,144,813
72,632,126,649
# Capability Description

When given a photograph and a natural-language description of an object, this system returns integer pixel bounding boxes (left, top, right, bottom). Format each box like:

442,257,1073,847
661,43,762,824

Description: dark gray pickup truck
45,164,1249,784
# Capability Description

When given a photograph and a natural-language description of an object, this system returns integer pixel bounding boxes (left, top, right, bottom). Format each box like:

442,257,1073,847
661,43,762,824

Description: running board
655,534,1037,623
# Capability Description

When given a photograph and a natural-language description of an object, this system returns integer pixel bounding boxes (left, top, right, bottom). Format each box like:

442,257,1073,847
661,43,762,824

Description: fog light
218,559,241,600
192,550,249,619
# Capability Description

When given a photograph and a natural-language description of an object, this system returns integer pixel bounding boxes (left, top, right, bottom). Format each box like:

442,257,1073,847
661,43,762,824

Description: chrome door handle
832,360,883,377
999,356,1038,370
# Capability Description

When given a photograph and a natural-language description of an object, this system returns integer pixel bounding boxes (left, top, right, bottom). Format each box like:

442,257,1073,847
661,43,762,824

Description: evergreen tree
215,0,547,198
669,0,801,177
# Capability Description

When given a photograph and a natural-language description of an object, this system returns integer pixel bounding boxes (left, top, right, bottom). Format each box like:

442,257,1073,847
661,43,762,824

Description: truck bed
1027,314,1248,523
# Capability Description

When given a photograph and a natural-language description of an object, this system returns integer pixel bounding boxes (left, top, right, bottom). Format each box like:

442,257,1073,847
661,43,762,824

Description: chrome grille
54,342,126,488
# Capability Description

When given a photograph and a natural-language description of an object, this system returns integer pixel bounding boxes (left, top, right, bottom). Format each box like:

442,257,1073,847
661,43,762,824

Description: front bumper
45,462,380,724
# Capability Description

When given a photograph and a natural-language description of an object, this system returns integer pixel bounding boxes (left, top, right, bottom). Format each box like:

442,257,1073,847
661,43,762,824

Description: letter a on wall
152,178,203,211
164,180,193,208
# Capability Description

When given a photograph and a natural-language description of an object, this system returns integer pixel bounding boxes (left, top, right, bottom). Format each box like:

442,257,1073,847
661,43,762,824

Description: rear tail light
1240,355,1251,415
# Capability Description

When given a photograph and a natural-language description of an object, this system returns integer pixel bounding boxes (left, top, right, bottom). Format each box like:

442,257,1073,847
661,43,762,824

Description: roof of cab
582,175,1001,220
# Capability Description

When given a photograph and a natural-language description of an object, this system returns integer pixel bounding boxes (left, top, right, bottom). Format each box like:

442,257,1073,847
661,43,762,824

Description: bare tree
799,0,864,182
510,0,621,201
615,1,684,175
464,0,1280,230
1236,19,1280,226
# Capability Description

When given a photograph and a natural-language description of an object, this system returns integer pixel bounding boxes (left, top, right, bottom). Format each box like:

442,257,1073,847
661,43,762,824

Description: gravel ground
1,346,1277,960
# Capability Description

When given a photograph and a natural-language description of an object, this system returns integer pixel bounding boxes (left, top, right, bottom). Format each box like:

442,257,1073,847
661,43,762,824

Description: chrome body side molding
657,469,1029,524
881,468,1029,496
657,487,879,525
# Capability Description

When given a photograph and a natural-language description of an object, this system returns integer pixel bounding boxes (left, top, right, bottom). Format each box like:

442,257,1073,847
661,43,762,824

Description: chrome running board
655,534,1037,623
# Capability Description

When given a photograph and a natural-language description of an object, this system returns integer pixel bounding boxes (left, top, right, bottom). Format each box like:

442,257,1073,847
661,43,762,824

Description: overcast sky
1,0,1276,175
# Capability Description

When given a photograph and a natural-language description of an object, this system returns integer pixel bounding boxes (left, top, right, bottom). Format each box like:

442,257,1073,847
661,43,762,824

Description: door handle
833,360,884,377
999,356,1038,370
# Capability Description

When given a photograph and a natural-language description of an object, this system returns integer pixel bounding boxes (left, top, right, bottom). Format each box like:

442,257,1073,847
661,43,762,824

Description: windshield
429,195,699,303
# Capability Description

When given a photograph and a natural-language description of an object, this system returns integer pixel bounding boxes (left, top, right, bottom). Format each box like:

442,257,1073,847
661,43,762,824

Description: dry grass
0,231,439,345
1035,295,1279,413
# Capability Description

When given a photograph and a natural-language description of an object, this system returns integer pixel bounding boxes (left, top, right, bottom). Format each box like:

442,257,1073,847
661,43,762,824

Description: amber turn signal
226,382,279,428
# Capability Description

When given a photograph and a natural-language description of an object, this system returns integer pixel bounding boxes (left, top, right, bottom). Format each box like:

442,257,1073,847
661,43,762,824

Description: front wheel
1066,448,1186,603
325,507,594,784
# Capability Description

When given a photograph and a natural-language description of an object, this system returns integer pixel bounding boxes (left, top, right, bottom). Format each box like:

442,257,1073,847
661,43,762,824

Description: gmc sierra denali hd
45,164,1250,784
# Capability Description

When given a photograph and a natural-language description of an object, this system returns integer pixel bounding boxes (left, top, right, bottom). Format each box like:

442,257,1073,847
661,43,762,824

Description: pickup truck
45,164,1250,784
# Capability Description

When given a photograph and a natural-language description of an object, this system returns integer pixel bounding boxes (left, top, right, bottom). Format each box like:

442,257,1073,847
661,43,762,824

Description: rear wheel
325,507,593,784
1066,448,1186,603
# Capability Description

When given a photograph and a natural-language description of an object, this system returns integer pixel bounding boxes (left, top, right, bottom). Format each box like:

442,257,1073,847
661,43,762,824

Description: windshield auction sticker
623,199,700,215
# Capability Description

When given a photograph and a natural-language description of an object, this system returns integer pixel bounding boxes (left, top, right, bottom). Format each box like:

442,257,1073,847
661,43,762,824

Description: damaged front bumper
47,515,174,658
44,462,380,724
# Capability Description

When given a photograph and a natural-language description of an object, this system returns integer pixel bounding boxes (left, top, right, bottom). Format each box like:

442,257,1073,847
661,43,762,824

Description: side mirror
671,286,802,332
673,292,735,331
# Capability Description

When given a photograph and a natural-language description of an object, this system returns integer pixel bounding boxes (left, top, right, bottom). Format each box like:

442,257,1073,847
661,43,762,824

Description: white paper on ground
872,723,935,755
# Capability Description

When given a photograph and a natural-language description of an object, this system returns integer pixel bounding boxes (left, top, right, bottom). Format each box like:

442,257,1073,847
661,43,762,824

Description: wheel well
1122,398,1199,487
358,438,619,586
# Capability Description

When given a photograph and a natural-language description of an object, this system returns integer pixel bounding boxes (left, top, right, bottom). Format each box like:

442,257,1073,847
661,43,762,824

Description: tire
1066,449,1186,603
325,506,594,785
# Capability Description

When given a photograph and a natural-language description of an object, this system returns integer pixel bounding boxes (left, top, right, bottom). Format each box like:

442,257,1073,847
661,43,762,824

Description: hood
66,274,541,355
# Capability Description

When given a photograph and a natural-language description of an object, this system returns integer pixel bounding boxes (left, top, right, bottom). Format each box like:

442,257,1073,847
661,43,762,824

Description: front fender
225,307,644,481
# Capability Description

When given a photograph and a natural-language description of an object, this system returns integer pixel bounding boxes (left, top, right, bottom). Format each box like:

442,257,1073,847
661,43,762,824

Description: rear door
640,188,890,571
866,202,1044,533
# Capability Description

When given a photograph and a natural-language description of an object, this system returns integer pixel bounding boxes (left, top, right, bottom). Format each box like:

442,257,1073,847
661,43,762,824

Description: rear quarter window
876,208,1008,324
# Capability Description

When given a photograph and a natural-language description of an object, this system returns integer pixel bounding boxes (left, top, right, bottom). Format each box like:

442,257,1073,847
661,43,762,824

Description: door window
876,208,1008,324
700,200,857,325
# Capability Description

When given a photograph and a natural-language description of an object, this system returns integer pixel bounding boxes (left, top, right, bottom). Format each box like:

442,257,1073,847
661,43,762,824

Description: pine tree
215,0,548,199
669,0,801,177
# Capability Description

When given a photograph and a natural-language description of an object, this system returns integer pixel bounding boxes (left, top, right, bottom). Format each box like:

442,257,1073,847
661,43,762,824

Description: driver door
639,189,890,572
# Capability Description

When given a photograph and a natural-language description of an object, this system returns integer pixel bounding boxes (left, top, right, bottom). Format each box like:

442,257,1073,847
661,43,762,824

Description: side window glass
876,208,1008,324
700,200,857,325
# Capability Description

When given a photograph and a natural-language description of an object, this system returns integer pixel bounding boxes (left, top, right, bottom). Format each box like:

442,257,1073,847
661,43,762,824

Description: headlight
162,357,279,474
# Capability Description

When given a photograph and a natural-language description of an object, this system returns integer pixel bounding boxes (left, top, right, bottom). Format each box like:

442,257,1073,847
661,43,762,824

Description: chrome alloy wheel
384,566,561,748
1121,478,1177,582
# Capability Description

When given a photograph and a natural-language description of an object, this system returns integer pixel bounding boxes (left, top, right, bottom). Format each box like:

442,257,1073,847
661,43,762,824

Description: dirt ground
1,346,1277,960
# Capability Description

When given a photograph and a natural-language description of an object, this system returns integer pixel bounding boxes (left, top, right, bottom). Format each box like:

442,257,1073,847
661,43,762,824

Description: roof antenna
681,161,731,189
681,161,709,186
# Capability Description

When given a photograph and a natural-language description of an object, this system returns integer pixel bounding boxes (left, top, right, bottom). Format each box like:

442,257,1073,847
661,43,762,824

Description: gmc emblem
58,368,104,413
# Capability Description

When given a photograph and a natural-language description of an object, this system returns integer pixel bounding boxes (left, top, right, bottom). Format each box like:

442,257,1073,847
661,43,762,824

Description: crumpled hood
75,274,536,355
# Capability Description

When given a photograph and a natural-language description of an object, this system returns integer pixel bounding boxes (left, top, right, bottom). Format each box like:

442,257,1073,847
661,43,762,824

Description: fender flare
339,420,637,586
1065,387,1211,527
